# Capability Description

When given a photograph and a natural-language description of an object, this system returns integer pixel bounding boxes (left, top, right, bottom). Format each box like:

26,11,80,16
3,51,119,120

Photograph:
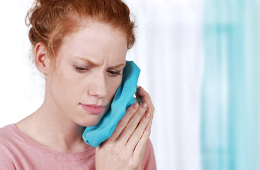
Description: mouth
80,104,106,114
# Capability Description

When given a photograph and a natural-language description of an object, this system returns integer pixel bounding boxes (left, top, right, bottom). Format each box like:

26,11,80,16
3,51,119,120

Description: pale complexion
16,19,154,169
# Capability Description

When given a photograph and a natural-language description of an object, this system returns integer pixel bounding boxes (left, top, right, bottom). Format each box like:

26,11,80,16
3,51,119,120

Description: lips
81,104,105,114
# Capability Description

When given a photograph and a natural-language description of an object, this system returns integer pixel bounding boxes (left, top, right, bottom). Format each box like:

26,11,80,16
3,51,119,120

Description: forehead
54,20,128,66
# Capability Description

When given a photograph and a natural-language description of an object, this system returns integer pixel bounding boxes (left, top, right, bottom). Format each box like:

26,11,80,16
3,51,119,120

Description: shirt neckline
8,123,95,162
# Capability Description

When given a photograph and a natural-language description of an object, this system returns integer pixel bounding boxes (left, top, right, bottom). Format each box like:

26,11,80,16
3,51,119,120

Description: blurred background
1,0,260,169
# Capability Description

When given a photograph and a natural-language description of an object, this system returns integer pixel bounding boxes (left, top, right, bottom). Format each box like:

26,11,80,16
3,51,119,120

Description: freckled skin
45,21,128,127
15,20,155,165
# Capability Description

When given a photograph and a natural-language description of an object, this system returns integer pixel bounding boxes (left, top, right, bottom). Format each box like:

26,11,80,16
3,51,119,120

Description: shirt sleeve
0,146,16,170
142,139,157,170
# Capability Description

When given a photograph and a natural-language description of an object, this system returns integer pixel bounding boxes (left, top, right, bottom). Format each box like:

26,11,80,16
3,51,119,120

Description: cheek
107,77,122,99
49,68,80,104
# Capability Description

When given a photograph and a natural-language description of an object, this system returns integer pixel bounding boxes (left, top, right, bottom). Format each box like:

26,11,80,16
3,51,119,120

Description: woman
0,0,156,169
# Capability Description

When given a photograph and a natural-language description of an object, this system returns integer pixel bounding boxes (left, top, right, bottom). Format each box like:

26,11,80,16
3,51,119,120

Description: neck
17,94,90,153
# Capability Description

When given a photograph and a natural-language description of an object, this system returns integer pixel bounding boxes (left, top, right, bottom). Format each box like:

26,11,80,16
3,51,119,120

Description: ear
34,42,51,74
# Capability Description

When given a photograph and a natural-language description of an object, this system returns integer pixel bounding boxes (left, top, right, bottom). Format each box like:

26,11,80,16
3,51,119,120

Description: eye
107,70,122,77
74,66,90,73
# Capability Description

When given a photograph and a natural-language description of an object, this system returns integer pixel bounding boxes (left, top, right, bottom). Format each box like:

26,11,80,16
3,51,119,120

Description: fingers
96,86,154,170
137,86,154,111
109,103,139,141
110,86,154,145
117,102,148,145
133,125,150,160
136,86,155,128
125,110,151,151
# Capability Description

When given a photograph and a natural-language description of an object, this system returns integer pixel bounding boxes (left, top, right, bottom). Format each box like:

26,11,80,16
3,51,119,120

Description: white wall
0,1,204,169
0,0,44,126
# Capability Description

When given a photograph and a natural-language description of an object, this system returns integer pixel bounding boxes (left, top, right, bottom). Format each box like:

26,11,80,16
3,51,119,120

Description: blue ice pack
82,61,141,147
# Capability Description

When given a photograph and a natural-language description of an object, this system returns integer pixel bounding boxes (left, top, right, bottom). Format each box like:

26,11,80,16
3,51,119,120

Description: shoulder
0,124,17,152
0,124,16,145
142,138,157,170
0,124,16,170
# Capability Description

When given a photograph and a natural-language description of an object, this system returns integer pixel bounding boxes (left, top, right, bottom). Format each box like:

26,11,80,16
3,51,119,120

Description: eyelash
75,66,122,77
108,70,122,77
75,66,90,73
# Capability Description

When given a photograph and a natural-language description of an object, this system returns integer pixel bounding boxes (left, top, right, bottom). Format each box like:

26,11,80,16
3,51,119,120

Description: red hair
26,0,135,58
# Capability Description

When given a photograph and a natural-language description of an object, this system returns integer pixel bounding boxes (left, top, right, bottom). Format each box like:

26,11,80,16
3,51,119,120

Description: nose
88,72,108,98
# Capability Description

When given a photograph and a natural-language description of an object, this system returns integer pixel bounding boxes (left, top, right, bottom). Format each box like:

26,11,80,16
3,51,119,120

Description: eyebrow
74,57,126,69
108,63,126,69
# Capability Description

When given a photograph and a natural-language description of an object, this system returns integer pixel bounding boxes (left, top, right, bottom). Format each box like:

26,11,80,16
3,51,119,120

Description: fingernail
133,103,138,109
142,103,147,108
145,112,150,119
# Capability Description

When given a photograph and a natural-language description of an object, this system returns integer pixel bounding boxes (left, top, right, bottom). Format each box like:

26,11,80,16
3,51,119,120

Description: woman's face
45,21,128,127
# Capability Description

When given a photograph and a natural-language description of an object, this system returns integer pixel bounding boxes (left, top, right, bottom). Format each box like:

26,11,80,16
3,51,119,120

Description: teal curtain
202,0,260,170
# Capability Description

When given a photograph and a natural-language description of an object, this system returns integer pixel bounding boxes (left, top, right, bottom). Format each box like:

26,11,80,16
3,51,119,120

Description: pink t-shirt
0,124,156,170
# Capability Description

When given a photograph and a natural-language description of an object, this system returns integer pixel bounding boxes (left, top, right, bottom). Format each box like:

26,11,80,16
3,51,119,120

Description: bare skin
16,19,155,169
96,86,154,170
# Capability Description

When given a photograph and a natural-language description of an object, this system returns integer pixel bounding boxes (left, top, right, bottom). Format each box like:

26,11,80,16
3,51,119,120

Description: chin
76,116,103,127
84,121,100,127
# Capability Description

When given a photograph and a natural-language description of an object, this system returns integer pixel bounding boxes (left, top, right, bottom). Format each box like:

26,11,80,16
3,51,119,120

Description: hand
95,87,155,170
136,86,155,129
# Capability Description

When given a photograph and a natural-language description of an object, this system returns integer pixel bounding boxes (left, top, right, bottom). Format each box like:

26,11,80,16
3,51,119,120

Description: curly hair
26,0,135,59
